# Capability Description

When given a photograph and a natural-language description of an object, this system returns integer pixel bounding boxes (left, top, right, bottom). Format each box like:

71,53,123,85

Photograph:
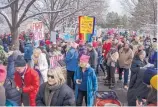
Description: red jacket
103,42,112,59
14,67,40,106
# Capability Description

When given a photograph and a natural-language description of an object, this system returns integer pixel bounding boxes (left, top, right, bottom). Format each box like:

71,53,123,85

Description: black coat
3,78,21,106
127,69,150,106
36,83,75,106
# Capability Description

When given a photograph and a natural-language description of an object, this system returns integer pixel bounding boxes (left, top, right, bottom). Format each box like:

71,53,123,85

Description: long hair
48,67,66,85
147,87,157,105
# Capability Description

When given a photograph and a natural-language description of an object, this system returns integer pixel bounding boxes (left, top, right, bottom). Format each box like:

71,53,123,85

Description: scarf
44,83,62,106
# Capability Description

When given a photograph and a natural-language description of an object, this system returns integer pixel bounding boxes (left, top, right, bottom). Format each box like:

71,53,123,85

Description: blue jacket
74,66,98,106
149,51,157,67
7,55,15,79
65,47,79,72
24,43,33,60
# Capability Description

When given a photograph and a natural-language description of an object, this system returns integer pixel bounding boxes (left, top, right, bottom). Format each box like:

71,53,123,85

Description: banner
32,21,44,40
79,16,95,34
50,55,64,68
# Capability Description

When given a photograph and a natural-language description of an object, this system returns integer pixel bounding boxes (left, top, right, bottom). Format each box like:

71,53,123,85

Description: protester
14,55,40,106
0,64,7,106
118,42,134,89
74,55,98,106
136,75,158,106
96,41,105,75
36,67,75,106
87,43,98,71
7,50,21,79
31,48,48,82
65,42,79,89
106,43,119,88
4,78,21,106
144,37,151,57
131,51,147,78
24,41,33,65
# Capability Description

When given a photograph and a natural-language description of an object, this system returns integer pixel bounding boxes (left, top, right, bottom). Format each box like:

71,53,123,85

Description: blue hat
143,67,158,85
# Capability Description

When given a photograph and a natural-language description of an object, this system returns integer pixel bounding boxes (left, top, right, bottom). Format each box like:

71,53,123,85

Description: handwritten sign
79,16,95,34
32,21,44,40
50,55,64,68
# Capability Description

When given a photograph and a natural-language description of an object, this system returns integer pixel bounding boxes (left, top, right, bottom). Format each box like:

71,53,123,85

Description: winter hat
150,75,158,90
71,42,78,49
15,55,26,67
0,64,6,82
143,67,157,85
80,55,90,63
79,40,85,46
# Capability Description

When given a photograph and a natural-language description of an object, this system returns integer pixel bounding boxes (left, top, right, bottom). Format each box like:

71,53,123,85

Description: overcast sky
108,0,125,15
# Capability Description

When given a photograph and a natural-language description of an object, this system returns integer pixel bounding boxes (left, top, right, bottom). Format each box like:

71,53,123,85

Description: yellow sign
79,16,94,34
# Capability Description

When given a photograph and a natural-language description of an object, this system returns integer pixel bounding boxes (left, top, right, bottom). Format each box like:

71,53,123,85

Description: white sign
50,31,57,42
32,21,44,40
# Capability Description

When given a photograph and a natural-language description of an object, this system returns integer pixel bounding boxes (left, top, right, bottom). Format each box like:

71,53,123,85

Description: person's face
34,53,39,58
15,66,26,73
47,73,56,85
124,44,129,49
79,62,87,68
139,54,145,60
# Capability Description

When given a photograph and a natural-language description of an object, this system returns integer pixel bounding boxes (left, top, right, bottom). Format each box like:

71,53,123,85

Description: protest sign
32,21,44,40
79,16,95,34
50,55,64,68
50,31,57,42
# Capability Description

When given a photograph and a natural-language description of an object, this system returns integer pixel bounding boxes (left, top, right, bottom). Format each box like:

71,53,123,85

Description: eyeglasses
47,75,54,79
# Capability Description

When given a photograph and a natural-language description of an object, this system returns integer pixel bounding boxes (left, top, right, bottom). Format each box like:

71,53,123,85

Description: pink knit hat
80,55,90,63
0,65,6,82
71,42,79,49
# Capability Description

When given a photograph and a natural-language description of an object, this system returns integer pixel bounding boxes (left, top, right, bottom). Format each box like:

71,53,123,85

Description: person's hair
33,48,42,55
147,87,157,105
48,67,66,85
138,50,146,57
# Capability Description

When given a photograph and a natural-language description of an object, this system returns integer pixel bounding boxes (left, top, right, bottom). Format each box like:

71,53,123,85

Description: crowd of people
0,31,157,106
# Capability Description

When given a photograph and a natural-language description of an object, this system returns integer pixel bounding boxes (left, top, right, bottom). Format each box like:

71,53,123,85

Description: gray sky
108,0,125,15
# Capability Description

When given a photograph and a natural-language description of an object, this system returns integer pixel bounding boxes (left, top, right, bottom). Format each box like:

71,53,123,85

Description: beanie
150,75,158,90
15,55,26,67
143,67,158,85
0,65,6,82
80,55,90,63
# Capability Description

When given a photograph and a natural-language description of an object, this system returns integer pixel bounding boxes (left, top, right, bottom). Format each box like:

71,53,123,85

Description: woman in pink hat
74,55,98,106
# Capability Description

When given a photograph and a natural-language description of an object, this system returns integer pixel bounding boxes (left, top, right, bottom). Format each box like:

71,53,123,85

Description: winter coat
88,48,98,70
4,78,21,106
0,85,6,106
131,56,147,78
127,69,150,106
36,83,75,106
96,46,102,64
148,50,157,66
14,67,40,106
19,40,24,53
24,43,33,60
31,53,48,82
107,48,119,67
118,48,134,69
74,66,98,106
78,45,87,58
103,42,111,59
65,47,79,72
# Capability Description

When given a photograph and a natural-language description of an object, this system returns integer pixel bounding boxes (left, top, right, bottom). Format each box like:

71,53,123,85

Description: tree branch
18,0,25,11
21,8,74,23
0,11,12,29
0,0,17,9
16,0,37,27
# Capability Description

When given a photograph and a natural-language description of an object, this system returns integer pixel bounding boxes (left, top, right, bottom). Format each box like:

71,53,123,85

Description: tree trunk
11,28,19,50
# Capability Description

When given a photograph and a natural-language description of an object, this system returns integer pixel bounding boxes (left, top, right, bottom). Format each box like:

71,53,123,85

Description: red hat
80,55,90,63
0,65,6,82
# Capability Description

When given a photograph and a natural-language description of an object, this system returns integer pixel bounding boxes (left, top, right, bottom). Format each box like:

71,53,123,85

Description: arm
38,54,48,71
65,50,73,62
23,71,39,93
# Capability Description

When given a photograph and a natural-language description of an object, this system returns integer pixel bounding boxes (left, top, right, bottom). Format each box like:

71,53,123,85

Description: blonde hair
33,48,42,55
48,67,66,85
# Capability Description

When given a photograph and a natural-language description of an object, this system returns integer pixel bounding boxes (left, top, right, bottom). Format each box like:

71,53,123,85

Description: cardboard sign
79,16,95,34
50,55,64,68
32,21,44,40
50,31,57,42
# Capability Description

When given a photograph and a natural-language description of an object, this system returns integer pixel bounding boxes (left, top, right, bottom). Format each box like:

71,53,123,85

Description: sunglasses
47,75,54,79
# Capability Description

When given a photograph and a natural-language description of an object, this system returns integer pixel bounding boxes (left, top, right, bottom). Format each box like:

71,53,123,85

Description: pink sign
32,21,44,40
50,55,64,68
